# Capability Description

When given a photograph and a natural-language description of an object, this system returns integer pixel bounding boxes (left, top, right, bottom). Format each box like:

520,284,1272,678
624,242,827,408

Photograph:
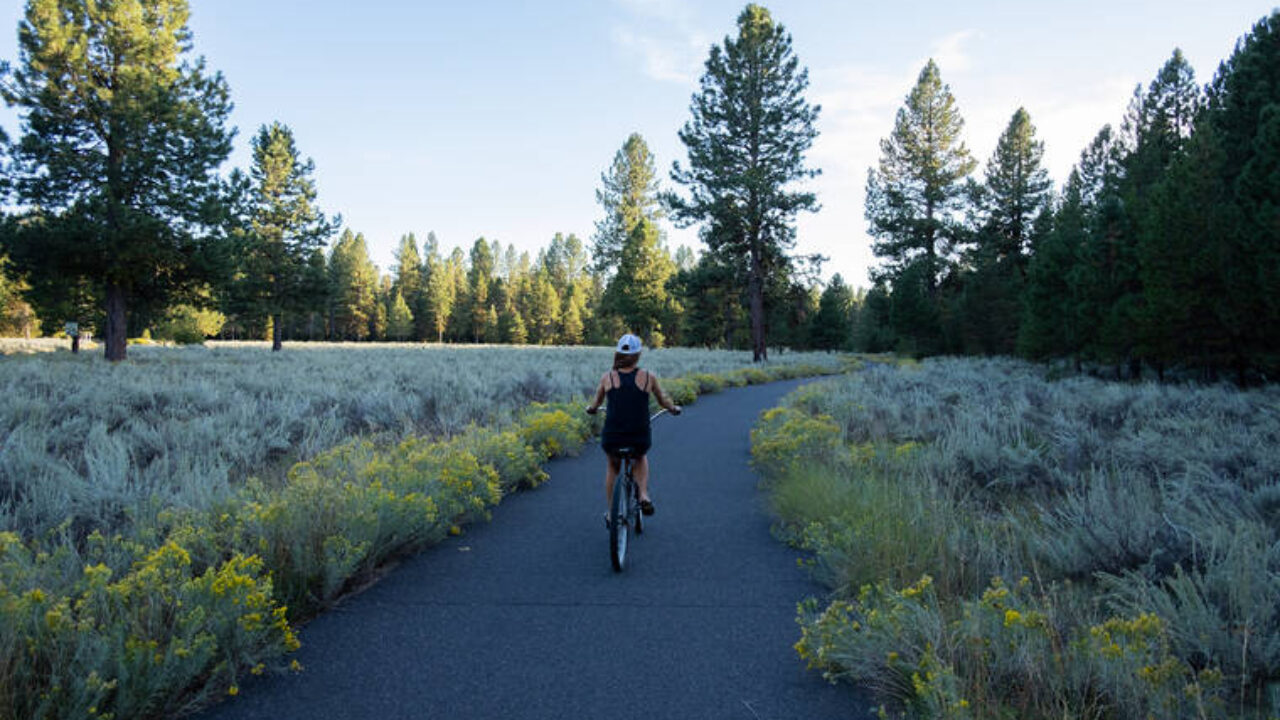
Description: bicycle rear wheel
609,464,630,572
632,477,644,535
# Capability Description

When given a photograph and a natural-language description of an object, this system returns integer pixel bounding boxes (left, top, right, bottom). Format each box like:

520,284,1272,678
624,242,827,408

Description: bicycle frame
607,411,668,572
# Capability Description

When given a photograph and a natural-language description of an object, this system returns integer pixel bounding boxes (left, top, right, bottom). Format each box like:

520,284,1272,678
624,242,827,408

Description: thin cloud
612,0,709,85
932,30,980,74
612,27,704,84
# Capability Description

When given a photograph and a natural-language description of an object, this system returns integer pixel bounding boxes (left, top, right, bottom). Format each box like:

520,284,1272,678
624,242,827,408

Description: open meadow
753,357,1280,718
0,341,842,537
0,342,844,718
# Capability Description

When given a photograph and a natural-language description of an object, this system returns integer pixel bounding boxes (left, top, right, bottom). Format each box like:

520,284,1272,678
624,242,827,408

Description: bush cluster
753,357,1280,718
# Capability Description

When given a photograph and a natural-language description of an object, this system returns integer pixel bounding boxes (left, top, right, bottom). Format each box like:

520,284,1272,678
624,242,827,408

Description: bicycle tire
609,462,630,572
632,476,644,535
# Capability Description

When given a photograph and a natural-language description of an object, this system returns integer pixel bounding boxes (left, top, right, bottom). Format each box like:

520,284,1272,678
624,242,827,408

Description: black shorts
602,437,650,458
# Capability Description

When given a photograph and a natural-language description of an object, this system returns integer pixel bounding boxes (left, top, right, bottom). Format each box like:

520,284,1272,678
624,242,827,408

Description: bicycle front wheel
609,468,629,572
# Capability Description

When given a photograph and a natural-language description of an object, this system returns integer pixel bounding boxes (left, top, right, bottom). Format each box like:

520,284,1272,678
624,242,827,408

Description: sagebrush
755,357,1280,719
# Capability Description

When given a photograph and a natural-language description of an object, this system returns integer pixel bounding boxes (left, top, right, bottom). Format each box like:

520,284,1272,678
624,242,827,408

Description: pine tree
1019,177,1082,361
593,134,665,275
1112,50,1202,374
1198,10,1280,379
2,0,235,360
466,238,494,342
866,60,977,295
1125,50,1200,194
666,4,820,362
423,248,454,342
602,219,680,344
855,282,894,352
672,252,745,348
1139,125,1235,376
446,247,469,341
1070,125,1128,365
370,275,390,340
527,272,561,345
385,290,412,341
301,248,329,339
810,274,854,350
961,108,1051,355
979,108,1052,267
500,302,528,344
560,288,586,345
392,233,426,340
237,122,337,351
328,230,377,340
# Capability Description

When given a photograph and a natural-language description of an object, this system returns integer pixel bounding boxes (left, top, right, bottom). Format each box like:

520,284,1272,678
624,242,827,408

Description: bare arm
648,375,682,414
585,373,608,414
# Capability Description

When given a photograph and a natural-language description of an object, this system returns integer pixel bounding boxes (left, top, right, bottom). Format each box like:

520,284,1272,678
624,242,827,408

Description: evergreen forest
0,3,1277,383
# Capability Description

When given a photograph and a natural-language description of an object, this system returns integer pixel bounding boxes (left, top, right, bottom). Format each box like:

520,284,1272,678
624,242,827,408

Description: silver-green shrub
759,356,1280,718
0,343,843,538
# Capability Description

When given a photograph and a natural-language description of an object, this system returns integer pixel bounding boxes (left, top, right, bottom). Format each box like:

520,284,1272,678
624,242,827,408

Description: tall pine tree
3,0,235,360
867,60,976,293
237,122,337,351
666,4,820,361
866,59,975,355
593,135,664,276
961,107,1051,354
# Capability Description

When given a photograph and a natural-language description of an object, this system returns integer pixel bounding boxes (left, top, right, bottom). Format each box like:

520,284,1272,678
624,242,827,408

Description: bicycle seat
613,447,638,458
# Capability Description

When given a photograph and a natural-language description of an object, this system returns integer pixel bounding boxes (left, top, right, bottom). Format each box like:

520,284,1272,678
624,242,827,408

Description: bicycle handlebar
587,405,682,418
650,406,682,421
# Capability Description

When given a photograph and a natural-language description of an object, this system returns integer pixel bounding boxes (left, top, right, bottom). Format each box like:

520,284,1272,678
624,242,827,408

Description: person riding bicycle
585,333,681,516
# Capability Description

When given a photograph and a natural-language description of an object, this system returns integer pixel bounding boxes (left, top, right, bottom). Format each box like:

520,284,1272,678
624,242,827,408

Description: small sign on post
65,322,81,354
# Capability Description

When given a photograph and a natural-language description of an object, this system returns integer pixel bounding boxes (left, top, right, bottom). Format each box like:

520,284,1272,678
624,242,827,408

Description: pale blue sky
2,1,1275,286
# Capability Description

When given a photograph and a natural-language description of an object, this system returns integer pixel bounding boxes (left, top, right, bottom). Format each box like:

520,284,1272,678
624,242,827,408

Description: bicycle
606,409,670,573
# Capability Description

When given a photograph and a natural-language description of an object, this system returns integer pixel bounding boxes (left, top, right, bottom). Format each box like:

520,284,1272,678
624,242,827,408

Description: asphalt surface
197,377,877,720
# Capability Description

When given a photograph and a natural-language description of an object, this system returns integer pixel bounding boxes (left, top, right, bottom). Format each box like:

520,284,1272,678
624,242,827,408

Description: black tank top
603,370,650,440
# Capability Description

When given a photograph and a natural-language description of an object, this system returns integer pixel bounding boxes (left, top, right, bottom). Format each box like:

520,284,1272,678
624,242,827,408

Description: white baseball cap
615,333,643,354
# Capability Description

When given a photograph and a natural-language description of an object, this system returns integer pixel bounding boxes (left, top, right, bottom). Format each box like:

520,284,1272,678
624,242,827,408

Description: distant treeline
189,226,854,353
859,13,1280,383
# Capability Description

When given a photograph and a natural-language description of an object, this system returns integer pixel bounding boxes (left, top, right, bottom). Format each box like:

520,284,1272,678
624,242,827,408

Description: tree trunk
272,313,283,352
104,283,127,362
749,247,767,362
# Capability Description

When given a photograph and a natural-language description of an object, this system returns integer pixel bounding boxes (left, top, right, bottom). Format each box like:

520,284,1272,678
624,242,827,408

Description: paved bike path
200,377,877,720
